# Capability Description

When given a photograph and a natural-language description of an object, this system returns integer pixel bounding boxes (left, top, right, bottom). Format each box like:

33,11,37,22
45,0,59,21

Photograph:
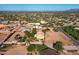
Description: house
40,20,47,24
27,23,40,28
35,30,44,40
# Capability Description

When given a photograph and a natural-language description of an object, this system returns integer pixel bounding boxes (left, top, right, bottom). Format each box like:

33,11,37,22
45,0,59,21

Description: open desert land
45,30,74,48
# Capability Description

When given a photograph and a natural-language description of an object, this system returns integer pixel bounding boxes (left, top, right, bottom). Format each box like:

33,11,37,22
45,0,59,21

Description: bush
63,26,79,41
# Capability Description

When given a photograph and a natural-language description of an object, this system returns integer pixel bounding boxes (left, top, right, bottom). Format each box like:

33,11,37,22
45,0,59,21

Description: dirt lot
45,30,73,47
0,32,10,44
5,45,27,55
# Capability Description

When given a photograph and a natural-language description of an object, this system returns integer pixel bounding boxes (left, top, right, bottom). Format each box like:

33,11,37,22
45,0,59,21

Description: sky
0,4,79,11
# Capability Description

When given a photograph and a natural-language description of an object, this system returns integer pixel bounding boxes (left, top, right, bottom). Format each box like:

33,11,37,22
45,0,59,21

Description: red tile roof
40,48,60,55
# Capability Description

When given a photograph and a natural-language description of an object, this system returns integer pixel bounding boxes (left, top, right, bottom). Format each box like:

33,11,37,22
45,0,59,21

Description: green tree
27,44,36,52
53,41,64,51
24,31,32,37
63,26,79,41
37,44,48,52
31,28,37,37
18,36,27,42
24,28,36,38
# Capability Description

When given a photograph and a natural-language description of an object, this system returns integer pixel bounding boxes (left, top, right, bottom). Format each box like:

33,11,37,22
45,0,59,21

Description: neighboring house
40,20,47,24
27,23,41,28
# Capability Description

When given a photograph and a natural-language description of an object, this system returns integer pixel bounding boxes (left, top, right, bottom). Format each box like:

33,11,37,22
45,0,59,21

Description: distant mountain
65,8,79,12
0,8,79,12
